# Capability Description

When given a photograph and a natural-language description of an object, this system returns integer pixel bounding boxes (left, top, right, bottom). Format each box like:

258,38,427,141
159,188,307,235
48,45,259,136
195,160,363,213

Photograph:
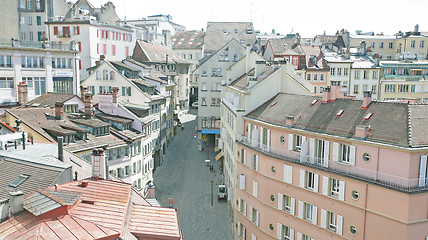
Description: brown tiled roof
172,31,204,49
301,45,329,69
24,92,77,108
268,38,299,56
204,22,256,53
134,40,190,64
246,93,428,147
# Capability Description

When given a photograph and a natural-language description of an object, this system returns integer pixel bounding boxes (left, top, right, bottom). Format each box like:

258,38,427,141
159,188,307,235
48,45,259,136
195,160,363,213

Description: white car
192,102,198,109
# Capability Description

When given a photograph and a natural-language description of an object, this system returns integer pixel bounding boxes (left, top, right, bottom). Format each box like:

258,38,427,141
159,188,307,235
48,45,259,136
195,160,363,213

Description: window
250,207,259,226
291,134,304,152
201,68,207,76
354,70,360,79
304,202,314,221
22,77,34,88
411,40,415,48
398,84,409,92
27,0,31,9
211,98,220,106
337,68,342,76
237,222,246,239
29,32,33,41
0,55,12,68
389,42,393,49
363,84,369,92
0,77,14,88
379,42,384,48
252,180,258,197
353,85,359,94
238,174,246,190
28,16,32,25
278,194,294,214
122,86,131,96
103,44,107,55
304,171,317,191
201,98,207,106
212,68,222,77
313,74,318,81
278,224,294,240
36,0,40,9
36,16,41,25
211,82,221,91
330,68,335,75
351,190,359,200
349,225,357,235
103,70,108,80
385,84,396,93
314,139,328,167
343,68,348,76
372,85,377,94
250,154,259,171
112,45,116,56
340,144,350,163
110,71,115,80
363,70,369,79
420,41,424,48
201,82,207,91
372,71,378,79
20,0,25,8
320,73,324,81
307,74,311,81
240,148,246,164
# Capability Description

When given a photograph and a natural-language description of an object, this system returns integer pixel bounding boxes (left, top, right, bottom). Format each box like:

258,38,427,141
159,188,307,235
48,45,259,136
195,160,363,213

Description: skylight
311,99,318,105
336,110,344,117
9,174,30,188
270,102,277,107
364,113,373,120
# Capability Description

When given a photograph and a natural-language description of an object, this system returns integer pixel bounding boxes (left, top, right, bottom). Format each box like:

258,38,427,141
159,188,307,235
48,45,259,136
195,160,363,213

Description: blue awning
202,129,220,134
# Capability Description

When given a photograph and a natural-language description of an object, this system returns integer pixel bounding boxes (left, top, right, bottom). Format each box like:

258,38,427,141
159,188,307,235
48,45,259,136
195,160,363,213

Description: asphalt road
154,109,233,240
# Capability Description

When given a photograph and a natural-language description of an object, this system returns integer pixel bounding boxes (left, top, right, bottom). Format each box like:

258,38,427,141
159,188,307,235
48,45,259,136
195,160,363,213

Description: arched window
103,69,108,80
110,71,115,80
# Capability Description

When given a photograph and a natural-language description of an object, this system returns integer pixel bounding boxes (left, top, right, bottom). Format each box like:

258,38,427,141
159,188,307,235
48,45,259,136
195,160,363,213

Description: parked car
192,102,198,109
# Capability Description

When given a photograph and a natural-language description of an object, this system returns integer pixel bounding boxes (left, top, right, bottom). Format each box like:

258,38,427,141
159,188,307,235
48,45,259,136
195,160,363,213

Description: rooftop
204,22,256,53
172,31,205,49
23,93,79,108
134,40,190,64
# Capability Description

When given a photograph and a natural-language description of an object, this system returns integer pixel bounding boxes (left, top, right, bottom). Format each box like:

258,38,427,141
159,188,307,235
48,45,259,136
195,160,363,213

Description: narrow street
154,109,233,240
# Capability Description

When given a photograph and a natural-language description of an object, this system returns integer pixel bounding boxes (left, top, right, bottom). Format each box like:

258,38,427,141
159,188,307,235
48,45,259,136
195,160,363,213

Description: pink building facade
234,87,428,240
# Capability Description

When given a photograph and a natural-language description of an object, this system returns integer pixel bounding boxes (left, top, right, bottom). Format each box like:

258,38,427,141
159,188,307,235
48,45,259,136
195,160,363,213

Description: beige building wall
0,0,19,40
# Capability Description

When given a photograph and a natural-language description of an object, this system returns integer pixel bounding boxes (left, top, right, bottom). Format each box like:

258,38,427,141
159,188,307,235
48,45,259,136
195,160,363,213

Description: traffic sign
168,198,173,206
202,135,206,141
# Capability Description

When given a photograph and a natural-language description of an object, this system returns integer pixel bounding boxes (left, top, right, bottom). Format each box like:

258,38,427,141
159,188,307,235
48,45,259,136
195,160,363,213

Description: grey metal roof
21,189,80,217
204,22,256,53
246,93,428,147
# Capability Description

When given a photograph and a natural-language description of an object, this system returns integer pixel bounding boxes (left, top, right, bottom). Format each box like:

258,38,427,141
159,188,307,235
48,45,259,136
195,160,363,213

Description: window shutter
320,209,327,228
250,154,255,170
312,206,318,225
243,226,246,239
247,123,251,137
309,138,315,163
267,129,271,151
256,211,259,226
284,164,292,184
297,232,303,240
238,197,241,213
277,223,282,239
278,193,283,210
323,141,330,167
253,181,258,197
255,155,259,171
77,26,80,35
243,201,247,216
288,134,293,151
349,145,356,165
249,206,253,221
339,180,346,201
239,174,246,189
299,169,305,188
301,139,308,163
290,197,295,215
333,143,339,162
298,201,304,219
419,155,427,187
252,233,256,240
322,176,329,196
122,87,125,96
336,214,343,235
290,228,295,240
237,221,241,235
243,149,246,164
54,26,58,35
259,127,263,144
314,174,319,193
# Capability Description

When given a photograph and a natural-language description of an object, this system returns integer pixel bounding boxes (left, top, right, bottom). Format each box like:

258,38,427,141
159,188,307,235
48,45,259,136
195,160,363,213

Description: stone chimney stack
329,81,341,101
84,93,93,118
322,86,330,103
414,24,419,34
112,87,119,104
18,83,28,105
254,61,266,78
55,102,64,120
100,55,105,61
0,199,9,221
9,191,25,215
285,116,295,128
246,44,251,74
362,91,372,109
92,148,107,179
355,125,369,140
57,136,64,161
80,85,87,100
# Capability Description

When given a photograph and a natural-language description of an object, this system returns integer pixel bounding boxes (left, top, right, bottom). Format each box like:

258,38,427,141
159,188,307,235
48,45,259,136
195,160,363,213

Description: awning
202,129,220,134
215,152,223,161
214,146,220,152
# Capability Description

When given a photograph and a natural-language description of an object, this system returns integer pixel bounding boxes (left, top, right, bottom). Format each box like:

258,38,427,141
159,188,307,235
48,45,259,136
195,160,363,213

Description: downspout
362,183,368,240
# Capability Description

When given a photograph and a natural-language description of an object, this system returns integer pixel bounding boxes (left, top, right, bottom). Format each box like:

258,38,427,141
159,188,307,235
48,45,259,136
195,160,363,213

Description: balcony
237,135,428,192
0,38,76,51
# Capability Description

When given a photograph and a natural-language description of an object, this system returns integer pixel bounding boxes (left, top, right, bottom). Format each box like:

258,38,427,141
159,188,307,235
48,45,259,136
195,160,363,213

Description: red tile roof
0,178,181,240
0,120,16,132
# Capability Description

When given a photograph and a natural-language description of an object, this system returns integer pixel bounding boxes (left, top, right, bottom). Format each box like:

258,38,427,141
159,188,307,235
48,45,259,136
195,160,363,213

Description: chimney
18,83,28,105
329,81,341,101
0,199,9,221
355,125,369,140
9,191,24,215
285,116,295,128
84,93,93,118
245,44,251,74
57,136,64,161
146,184,155,199
80,85,88,100
55,102,64,120
112,87,119,103
254,61,266,78
100,55,105,61
92,148,107,179
414,24,419,34
359,41,366,55
374,54,380,66
322,86,330,103
362,91,372,109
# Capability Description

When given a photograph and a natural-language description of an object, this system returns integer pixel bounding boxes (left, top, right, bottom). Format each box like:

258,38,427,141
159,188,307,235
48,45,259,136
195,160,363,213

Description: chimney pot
322,86,331,103
18,83,28,106
55,102,64,120
100,55,105,61
9,191,24,215
362,91,372,109
80,85,88,100
112,87,119,103
355,125,369,140
285,116,295,127
92,148,107,179
84,93,93,118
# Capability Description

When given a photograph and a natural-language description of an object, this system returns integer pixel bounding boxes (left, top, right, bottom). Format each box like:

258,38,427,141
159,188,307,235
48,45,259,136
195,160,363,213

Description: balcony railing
0,38,76,51
237,135,428,192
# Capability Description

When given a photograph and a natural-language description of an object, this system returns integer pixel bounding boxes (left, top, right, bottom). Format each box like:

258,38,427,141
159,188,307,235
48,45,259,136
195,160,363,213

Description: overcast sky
87,0,428,37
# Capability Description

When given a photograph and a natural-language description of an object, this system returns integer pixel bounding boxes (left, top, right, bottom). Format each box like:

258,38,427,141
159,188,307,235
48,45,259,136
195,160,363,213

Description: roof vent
270,101,277,107
364,112,373,120
81,199,94,204
311,99,318,105
336,109,344,117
